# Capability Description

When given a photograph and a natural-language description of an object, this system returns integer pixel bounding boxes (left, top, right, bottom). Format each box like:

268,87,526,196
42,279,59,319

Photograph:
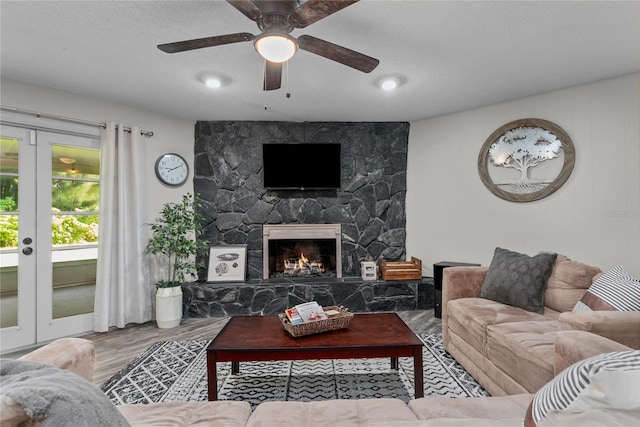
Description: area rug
101,333,488,408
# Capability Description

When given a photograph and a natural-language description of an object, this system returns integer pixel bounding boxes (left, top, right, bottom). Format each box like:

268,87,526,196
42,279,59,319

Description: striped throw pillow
525,350,640,426
573,265,640,312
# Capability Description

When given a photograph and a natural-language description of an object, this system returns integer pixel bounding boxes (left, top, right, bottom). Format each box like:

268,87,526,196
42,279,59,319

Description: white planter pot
156,286,183,329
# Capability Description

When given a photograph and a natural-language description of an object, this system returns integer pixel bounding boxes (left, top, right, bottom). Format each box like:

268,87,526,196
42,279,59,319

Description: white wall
4,75,639,279
1,78,195,223
407,73,640,277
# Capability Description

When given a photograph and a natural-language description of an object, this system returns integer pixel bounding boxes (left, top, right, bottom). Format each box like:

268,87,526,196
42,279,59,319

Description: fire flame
284,253,324,274
299,253,308,270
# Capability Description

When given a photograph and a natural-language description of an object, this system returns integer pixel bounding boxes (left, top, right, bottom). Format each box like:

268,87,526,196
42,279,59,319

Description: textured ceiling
1,1,638,122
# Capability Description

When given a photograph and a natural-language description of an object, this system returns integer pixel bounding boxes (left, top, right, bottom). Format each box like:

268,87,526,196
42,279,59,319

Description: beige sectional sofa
442,255,640,396
3,331,638,426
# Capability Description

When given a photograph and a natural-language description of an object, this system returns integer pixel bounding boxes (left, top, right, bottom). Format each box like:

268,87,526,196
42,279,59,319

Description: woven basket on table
279,305,354,338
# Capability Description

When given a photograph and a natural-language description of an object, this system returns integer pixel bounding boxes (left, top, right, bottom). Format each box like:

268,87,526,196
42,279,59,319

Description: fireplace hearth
263,224,342,279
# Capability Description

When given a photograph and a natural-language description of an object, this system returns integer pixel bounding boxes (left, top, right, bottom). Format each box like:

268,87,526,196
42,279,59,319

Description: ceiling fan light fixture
59,157,76,165
254,33,297,63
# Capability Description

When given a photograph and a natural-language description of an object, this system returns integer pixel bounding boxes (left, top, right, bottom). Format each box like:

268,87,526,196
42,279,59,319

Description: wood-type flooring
6,310,441,386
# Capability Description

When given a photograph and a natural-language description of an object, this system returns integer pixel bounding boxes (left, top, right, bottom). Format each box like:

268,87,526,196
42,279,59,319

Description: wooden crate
378,257,422,281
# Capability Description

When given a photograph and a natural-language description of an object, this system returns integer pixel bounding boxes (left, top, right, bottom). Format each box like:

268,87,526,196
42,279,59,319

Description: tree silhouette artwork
488,126,562,194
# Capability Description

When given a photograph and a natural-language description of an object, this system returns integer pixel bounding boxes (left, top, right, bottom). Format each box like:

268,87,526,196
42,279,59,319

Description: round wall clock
155,153,189,186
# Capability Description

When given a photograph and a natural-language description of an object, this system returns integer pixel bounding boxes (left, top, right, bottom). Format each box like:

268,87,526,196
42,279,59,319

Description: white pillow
525,350,640,426
572,265,640,312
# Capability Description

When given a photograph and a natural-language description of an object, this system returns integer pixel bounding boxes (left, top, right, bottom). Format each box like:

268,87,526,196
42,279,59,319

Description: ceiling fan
157,0,379,91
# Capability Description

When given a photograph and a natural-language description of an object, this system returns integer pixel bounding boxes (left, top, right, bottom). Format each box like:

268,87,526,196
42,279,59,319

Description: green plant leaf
146,193,209,285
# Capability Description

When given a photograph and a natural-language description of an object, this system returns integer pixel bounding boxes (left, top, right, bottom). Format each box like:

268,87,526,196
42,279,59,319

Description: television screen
263,143,341,190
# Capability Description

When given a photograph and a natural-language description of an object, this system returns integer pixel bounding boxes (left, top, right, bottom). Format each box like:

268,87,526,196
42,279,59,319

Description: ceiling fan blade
158,32,254,53
226,0,263,22
290,0,359,28
297,35,379,73
264,61,282,91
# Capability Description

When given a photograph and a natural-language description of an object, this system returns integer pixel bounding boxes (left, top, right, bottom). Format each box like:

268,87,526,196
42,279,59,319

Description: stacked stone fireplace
184,121,434,317
194,121,412,281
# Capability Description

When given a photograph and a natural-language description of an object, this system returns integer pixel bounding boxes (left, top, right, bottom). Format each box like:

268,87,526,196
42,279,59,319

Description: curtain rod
0,105,154,137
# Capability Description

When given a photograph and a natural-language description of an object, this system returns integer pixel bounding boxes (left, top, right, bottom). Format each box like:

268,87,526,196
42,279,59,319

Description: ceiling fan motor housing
258,13,294,34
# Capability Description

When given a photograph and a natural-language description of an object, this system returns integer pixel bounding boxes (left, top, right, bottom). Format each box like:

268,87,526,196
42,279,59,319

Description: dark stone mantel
182,277,434,318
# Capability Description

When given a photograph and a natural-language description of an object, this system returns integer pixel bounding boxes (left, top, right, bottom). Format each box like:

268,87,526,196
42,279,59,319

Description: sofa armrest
442,266,488,345
553,330,632,375
558,311,640,350
17,337,95,382
442,266,488,303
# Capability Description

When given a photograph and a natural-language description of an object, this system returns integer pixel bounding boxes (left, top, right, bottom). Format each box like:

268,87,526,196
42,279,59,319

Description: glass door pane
35,131,99,343
0,127,37,351
50,144,100,319
0,136,20,328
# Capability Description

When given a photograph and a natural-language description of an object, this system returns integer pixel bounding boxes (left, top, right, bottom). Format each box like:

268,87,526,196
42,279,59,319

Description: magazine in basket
280,303,353,338
289,301,328,323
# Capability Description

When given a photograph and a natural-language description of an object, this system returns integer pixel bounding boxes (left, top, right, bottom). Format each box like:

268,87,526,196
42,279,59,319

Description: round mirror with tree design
478,118,575,202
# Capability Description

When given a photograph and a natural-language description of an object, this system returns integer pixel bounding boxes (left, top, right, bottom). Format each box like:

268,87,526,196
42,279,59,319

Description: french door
0,124,100,353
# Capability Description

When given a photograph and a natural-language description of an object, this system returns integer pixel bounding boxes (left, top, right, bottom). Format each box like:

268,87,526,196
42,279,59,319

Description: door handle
22,247,33,255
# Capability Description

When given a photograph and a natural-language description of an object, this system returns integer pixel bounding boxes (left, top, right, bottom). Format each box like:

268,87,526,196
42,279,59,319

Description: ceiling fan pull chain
285,61,289,93
263,60,268,110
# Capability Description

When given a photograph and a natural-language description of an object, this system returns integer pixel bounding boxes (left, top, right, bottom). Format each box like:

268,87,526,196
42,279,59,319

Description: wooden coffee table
206,312,423,400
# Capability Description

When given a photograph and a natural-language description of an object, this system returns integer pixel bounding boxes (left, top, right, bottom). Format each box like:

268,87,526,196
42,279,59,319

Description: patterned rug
101,333,488,408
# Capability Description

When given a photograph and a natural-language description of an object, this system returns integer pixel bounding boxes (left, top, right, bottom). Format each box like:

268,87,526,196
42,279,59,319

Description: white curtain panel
94,122,152,332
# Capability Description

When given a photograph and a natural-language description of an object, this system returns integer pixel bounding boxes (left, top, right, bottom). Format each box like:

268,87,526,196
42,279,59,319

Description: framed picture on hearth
207,244,247,283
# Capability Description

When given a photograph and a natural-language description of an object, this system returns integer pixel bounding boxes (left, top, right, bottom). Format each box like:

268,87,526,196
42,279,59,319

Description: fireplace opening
269,239,337,278
262,224,342,279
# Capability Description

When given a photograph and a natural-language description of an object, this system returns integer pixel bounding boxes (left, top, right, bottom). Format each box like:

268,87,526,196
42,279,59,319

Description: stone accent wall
182,278,434,317
194,121,410,280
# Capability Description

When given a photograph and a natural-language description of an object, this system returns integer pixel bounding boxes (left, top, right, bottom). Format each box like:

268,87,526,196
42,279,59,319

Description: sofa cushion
480,247,557,314
447,298,552,357
17,337,95,382
246,398,418,426
486,321,572,393
0,359,129,427
544,255,601,312
525,350,640,427
117,401,252,427
536,410,640,427
573,265,640,312
558,310,640,350
553,330,633,375
408,393,532,420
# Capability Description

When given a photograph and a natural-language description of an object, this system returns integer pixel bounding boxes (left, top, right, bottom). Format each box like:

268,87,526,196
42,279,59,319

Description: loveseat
3,332,639,426
442,249,640,396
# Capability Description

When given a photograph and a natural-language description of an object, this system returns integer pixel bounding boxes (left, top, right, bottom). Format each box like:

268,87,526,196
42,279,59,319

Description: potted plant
146,193,208,328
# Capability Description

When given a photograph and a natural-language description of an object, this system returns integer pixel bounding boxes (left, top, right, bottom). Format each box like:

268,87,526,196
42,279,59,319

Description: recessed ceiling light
205,77,222,89
380,77,400,91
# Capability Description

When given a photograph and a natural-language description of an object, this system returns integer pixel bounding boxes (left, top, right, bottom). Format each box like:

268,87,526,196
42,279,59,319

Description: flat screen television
263,143,341,190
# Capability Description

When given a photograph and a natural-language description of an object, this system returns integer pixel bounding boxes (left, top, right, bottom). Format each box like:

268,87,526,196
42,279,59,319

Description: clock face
155,153,188,186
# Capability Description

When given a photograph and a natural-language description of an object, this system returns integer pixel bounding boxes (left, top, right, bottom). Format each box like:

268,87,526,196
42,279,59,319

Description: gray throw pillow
480,247,557,313
0,359,130,427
